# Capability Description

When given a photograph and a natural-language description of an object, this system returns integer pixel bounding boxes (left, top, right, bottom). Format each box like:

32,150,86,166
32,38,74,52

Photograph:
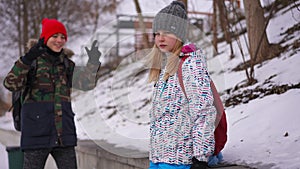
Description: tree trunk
217,0,234,58
216,0,230,43
17,0,22,56
23,0,29,52
133,0,150,49
243,0,271,64
212,0,218,55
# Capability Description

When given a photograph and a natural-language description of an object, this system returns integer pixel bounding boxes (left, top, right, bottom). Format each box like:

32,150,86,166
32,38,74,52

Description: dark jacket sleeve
71,62,101,91
3,59,31,92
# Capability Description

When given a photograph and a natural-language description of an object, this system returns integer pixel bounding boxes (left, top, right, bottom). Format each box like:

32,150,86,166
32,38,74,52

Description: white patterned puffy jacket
149,46,217,164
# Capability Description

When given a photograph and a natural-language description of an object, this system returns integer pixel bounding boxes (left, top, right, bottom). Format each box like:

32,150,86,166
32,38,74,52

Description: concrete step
0,128,252,169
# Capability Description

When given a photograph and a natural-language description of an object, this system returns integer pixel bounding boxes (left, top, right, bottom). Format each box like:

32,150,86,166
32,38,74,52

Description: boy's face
46,33,66,52
154,30,179,53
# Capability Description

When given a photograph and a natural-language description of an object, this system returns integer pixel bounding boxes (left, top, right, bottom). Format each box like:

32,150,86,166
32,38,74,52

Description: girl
147,1,217,169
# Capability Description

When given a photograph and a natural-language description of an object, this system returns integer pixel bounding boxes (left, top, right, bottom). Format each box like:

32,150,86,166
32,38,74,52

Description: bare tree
244,0,271,64
0,0,117,58
212,0,218,55
217,0,234,58
243,0,279,84
133,0,150,49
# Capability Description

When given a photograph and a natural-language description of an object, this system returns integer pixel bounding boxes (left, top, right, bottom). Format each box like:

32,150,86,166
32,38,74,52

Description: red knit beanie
40,18,67,44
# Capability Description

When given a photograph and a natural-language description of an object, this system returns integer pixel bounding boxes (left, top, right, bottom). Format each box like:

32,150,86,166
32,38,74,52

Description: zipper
159,80,168,98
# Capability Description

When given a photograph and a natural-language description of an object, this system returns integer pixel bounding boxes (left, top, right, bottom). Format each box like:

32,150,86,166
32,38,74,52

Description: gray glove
85,40,101,64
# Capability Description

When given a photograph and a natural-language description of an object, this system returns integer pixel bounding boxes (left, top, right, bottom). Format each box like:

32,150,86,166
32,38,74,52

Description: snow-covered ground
1,0,300,169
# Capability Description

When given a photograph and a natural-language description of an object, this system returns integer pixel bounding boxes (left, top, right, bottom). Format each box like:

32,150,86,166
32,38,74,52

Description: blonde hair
147,40,183,83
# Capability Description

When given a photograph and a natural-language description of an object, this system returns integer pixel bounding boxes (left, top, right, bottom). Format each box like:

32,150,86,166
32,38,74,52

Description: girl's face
154,30,179,53
46,33,66,52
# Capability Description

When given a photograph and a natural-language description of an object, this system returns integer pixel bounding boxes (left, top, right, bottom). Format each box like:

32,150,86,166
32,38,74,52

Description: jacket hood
26,39,74,58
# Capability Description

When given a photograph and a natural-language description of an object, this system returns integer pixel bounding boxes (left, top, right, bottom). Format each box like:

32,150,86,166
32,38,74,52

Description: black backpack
9,57,71,131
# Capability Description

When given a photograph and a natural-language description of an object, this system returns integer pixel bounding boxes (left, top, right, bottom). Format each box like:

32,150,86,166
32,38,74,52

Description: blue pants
149,161,191,169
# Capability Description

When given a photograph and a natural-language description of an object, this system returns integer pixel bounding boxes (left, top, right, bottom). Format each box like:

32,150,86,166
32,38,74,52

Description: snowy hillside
1,0,300,169
73,1,300,169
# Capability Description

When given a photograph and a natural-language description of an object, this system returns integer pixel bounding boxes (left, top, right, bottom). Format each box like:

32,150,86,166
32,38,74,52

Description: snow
0,143,9,169
266,2,300,43
1,0,300,169
225,89,300,168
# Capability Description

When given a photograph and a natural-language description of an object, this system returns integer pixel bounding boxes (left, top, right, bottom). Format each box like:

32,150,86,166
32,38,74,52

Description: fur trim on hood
26,39,74,58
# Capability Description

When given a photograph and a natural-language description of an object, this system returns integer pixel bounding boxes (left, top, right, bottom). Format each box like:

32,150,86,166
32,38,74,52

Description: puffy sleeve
71,62,101,91
3,59,31,92
182,49,216,161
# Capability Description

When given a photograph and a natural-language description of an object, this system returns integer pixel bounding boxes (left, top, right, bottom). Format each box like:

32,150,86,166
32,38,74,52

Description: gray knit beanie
153,1,188,42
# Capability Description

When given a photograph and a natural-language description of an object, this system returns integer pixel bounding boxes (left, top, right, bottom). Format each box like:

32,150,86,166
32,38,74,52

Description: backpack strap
177,43,197,98
178,55,189,98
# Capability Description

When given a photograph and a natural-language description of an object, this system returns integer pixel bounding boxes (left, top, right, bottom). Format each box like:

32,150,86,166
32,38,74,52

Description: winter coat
3,39,100,150
149,48,217,164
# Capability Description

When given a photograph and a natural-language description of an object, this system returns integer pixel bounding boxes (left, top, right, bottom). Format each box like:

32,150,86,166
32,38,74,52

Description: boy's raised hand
85,40,101,64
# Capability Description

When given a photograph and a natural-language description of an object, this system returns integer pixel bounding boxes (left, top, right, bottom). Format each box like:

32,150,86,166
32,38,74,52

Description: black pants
23,146,77,169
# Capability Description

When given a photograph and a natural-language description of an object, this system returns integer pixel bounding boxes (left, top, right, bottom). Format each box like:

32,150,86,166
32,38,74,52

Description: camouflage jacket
3,40,100,150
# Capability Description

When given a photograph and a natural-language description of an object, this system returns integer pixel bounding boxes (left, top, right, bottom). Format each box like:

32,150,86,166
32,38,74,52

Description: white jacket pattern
149,49,217,164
